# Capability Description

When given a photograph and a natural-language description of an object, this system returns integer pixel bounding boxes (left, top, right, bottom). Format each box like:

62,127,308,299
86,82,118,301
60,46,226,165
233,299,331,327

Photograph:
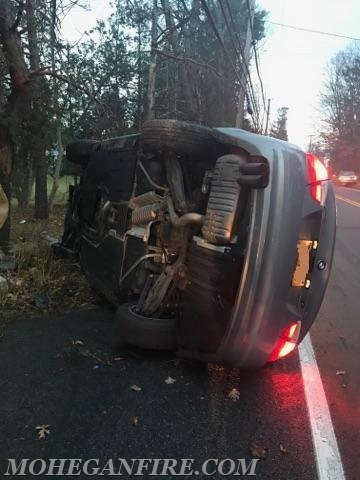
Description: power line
199,0,261,131
222,0,266,129
218,0,260,127
221,0,261,123
246,0,267,112
267,21,360,42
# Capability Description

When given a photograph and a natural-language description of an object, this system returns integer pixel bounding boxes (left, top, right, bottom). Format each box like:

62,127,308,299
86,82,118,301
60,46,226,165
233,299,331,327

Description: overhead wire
266,21,360,42
245,0,267,112
199,0,261,131
222,0,263,128
218,0,261,128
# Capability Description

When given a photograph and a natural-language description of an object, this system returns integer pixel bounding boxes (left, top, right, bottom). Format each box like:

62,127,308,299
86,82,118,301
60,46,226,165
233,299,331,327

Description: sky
62,0,360,149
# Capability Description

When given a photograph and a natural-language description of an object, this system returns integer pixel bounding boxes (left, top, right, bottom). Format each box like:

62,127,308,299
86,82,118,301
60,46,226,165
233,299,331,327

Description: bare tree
0,0,33,247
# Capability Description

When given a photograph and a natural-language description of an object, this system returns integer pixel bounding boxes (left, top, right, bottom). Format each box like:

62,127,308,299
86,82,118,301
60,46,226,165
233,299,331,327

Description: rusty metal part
131,204,162,225
165,153,188,213
128,191,164,209
140,227,190,315
166,195,204,228
138,160,168,192
120,253,163,284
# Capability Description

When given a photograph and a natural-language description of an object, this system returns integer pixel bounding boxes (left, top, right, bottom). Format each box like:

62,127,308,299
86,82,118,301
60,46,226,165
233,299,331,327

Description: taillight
269,321,301,362
306,153,328,204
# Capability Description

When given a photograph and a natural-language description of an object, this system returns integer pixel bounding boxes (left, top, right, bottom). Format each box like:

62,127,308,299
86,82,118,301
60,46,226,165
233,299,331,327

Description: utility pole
264,98,271,135
235,0,255,128
308,134,314,151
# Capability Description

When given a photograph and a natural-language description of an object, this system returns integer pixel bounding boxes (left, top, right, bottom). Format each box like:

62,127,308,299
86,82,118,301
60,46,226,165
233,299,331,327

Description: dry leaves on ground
131,384,142,392
71,342,112,366
279,443,287,453
36,424,50,440
130,416,139,426
250,444,268,459
1,205,100,323
228,388,240,402
164,376,176,385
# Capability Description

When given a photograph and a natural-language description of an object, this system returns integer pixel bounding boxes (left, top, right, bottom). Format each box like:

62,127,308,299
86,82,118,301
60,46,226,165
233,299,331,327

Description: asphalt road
0,184,359,480
311,185,360,480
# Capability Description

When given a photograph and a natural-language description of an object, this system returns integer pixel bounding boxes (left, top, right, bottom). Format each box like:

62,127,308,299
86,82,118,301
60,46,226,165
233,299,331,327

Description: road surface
0,185,358,479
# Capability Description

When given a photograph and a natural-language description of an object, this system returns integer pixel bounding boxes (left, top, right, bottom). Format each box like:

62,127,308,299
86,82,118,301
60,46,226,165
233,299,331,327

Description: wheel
140,119,221,159
66,139,100,166
114,303,177,350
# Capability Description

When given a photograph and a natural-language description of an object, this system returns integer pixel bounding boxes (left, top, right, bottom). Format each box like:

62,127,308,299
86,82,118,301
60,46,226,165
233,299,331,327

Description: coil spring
131,204,160,225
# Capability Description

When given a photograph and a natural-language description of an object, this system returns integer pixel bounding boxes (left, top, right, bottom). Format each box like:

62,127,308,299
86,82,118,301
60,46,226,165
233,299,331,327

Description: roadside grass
0,202,100,326
11,175,74,209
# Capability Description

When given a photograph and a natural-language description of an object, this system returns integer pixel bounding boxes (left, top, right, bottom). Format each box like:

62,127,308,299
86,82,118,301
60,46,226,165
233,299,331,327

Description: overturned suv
55,120,336,368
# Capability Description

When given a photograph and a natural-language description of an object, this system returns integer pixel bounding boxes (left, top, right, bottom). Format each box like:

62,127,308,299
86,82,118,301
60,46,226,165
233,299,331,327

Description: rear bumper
215,183,335,368
339,180,356,185
179,137,336,368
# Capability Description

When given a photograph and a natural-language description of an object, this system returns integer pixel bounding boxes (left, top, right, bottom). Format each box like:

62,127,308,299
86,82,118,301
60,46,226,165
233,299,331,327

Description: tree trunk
0,1,33,246
26,0,50,219
33,141,49,219
144,0,158,122
136,24,143,128
48,124,64,211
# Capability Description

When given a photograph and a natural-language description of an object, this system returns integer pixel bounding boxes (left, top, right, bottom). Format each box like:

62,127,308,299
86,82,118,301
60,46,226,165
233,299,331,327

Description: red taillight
306,153,328,204
269,321,301,362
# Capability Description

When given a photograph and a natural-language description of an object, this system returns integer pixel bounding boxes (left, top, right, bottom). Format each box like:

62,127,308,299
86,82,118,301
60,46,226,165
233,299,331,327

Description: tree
0,0,34,247
0,0,268,247
321,45,360,171
270,107,288,141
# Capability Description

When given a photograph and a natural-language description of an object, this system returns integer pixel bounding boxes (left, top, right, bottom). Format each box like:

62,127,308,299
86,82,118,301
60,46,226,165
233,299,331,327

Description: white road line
298,334,346,480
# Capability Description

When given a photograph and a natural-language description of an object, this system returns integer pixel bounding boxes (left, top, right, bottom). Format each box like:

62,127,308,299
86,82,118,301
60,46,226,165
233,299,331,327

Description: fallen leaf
36,424,50,440
131,384,142,392
164,376,176,385
250,444,268,459
279,443,287,453
336,370,346,376
72,340,84,347
130,415,139,426
228,388,240,402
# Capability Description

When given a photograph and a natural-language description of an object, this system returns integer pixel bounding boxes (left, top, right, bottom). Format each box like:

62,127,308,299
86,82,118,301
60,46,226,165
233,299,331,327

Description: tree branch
156,15,192,43
11,0,25,32
29,69,103,106
154,49,222,77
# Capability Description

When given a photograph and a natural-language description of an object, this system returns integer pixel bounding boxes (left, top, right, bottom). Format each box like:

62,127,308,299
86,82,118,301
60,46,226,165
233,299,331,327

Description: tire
140,119,220,159
114,303,177,350
66,139,100,166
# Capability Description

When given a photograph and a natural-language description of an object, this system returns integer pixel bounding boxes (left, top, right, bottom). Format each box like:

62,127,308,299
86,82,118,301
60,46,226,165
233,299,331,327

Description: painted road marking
298,335,345,480
336,194,360,208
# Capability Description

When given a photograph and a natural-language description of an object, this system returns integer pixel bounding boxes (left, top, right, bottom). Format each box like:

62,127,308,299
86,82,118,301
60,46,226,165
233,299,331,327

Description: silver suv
55,120,336,368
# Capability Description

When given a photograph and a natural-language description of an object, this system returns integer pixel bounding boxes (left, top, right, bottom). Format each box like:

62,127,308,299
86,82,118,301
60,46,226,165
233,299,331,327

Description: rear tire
140,119,220,159
114,303,177,350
